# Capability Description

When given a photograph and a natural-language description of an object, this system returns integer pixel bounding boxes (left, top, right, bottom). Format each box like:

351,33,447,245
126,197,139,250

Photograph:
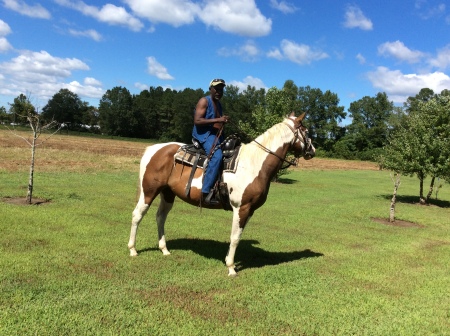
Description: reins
251,138,298,169
227,119,304,169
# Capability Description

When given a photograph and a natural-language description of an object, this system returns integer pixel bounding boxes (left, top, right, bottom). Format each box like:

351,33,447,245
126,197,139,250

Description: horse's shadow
138,238,323,271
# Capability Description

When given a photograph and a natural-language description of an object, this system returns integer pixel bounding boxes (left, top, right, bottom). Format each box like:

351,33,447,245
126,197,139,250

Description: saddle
174,134,242,210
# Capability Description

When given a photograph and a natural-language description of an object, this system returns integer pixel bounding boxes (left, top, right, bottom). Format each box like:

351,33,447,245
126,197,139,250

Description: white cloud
2,0,51,19
57,0,271,37
0,20,13,52
268,39,329,65
199,0,271,37
0,50,103,101
266,48,283,60
378,41,425,63
1,50,89,77
343,5,373,30
55,0,144,32
217,40,261,61
428,44,450,70
0,19,12,36
356,53,366,64
134,82,148,91
269,0,298,14
69,29,102,41
228,76,267,91
64,80,104,98
415,1,446,19
366,66,450,102
84,77,102,87
0,37,12,52
146,56,174,80
124,0,199,27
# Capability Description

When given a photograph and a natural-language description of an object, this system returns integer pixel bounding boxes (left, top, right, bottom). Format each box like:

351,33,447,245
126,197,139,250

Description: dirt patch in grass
0,129,150,172
1,129,379,172
371,217,424,228
2,197,51,205
296,157,379,170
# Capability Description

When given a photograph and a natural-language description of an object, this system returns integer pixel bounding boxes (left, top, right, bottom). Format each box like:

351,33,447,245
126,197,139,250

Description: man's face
210,85,225,100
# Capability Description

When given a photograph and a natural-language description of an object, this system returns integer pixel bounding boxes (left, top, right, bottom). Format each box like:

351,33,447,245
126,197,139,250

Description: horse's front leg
225,208,251,277
156,190,175,255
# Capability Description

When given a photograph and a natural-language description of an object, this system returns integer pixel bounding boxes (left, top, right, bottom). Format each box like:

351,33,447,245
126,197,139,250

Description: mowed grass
1,129,449,335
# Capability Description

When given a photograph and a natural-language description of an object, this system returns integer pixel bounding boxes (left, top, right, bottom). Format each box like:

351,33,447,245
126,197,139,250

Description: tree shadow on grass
378,194,450,208
138,238,323,272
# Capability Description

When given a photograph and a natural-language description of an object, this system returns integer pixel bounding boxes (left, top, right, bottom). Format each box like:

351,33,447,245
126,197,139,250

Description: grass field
1,129,449,335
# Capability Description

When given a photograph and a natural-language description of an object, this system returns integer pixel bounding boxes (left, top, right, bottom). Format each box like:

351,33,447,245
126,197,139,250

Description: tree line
2,81,450,204
1,80,394,157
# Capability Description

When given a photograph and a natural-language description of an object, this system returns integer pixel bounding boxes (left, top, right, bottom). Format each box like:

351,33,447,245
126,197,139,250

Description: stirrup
203,190,219,205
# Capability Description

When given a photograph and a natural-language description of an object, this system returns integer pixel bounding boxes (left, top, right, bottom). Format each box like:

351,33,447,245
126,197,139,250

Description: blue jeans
201,134,223,194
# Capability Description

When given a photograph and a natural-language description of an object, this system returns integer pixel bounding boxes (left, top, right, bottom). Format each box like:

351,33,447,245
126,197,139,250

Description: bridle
283,120,314,159
251,119,312,169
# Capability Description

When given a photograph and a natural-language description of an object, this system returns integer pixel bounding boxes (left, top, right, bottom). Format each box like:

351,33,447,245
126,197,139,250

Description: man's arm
194,97,228,125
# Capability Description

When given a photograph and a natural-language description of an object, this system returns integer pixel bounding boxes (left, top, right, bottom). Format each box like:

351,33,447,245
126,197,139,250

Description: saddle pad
174,146,206,168
174,145,241,174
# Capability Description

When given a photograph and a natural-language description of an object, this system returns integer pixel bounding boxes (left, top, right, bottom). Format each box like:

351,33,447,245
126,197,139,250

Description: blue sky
1,0,450,122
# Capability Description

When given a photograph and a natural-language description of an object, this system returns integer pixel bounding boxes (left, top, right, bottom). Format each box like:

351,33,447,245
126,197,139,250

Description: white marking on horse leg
156,193,174,256
225,210,249,276
128,200,150,256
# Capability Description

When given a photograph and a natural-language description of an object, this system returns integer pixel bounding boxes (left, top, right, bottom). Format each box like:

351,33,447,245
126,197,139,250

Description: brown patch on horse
169,162,222,209
141,143,221,208
169,162,205,206
238,143,290,227
141,144,180,205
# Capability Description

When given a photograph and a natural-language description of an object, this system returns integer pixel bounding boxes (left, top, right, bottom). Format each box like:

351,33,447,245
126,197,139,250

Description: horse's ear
295,112,306,122
289,111,295,117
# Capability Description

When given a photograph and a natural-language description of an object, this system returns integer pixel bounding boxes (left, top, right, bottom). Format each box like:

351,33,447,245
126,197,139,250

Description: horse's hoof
228,268,238,277
129,248,138,257
161,248,171,256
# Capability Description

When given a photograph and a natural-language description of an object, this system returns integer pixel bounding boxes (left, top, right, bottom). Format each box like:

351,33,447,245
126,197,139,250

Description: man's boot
202,190,220,205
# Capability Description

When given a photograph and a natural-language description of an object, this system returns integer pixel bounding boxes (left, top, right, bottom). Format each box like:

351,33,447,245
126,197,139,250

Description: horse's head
286,112,315,160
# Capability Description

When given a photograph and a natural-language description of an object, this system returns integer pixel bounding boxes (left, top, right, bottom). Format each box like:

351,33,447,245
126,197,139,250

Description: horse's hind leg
156,188,175,255
128,197,150,256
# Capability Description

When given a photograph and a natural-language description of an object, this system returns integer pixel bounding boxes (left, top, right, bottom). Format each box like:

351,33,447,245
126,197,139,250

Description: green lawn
1,168,449,335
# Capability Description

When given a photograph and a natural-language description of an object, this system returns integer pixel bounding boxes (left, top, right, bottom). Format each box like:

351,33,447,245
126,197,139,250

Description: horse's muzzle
304,139,315,160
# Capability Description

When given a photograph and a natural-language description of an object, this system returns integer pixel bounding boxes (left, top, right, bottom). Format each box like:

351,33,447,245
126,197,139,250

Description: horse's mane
239,118,293,163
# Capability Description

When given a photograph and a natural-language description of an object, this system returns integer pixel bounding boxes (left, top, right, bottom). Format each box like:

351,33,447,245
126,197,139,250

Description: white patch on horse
140,142,183,178
191,174,204,190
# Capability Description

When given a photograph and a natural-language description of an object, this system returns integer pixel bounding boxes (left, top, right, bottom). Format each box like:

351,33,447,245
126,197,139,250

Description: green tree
41,89,85,129
282,79,299,112
238,87,289,139
9,93,35,124
222,84,246,136
0,106,8,123
170,88,204,142
404,88,434,114
381,93,450,204
80,103,100,133
98,86,135,137
338,92,393,160
157,88,176,141
296,86,346,153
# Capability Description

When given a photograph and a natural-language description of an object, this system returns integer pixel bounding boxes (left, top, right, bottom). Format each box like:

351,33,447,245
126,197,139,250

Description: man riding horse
192,78,229,205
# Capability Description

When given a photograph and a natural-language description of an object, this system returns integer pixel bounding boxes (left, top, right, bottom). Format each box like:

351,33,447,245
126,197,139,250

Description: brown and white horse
127,112,315,276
